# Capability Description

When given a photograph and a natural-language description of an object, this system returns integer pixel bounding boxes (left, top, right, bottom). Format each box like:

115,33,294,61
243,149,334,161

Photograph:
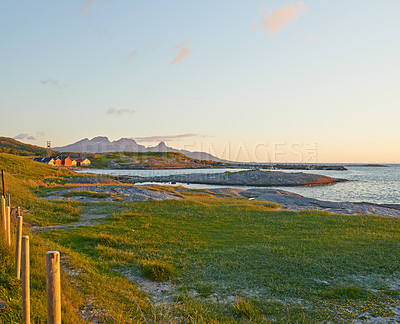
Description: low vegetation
141,261,176,282
0,137,50,156
63,191,113,199
0,153,399,323
90,151,228,169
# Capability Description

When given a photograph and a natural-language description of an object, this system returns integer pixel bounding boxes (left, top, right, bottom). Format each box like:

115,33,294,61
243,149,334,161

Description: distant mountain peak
156,141,167,149
92,136,110,142
53,136,225,161
115,138,137,144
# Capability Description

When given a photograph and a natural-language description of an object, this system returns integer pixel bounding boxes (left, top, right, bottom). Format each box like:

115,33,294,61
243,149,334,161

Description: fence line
46,251,61,324
22,235,30,324
0,189,62,322
15,216,23,279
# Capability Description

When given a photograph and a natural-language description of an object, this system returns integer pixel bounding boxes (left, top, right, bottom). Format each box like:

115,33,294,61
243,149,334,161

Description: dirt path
32,208,109,232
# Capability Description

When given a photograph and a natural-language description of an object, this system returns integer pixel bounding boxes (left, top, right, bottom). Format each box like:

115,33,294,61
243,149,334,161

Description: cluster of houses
34,156,91,167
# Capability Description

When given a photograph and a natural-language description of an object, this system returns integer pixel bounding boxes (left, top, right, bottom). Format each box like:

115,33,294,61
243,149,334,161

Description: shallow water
79,165,400,204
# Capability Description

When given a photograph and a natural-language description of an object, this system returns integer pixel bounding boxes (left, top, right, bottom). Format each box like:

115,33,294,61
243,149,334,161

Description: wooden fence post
46,251,61,324
1,196,5,233
22,236,30,324
7,194,10,209
1,170,5,198
17,207,21,217
5,206,11,248
15,216,23,279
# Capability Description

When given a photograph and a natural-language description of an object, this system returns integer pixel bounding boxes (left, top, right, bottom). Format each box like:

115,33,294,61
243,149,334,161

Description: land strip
117,169,347,187
40,179,400,218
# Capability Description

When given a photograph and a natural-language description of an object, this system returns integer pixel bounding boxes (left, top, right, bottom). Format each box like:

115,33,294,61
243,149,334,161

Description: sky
1,1,399,163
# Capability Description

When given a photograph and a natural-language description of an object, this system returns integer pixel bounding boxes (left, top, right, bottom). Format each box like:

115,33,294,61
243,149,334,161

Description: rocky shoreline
239,188,400,217
116,169,348,187
232,163,347,171
103,163,347,171
43,178,400,218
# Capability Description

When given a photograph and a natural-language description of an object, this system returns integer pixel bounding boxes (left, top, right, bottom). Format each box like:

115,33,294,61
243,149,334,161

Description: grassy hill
0,153,399,323
0,137,49,156
90,151,228,169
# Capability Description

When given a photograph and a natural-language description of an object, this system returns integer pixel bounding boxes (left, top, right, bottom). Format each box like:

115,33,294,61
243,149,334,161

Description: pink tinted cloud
258,4,264,16
261,1,307,34
171,39,190,65
80,0,95,15
251,19,257,32
79,0,111,16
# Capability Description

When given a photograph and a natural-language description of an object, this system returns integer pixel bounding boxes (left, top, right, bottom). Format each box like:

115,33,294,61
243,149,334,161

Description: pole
15,216,23,279
1,196,5,233
5,206,11,248
1,170,5,199
22,236,30,324
46,251,61,324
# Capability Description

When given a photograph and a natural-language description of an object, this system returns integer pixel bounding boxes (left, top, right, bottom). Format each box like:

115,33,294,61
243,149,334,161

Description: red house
62,156,72,166
53,156,72,166
54,157,62,166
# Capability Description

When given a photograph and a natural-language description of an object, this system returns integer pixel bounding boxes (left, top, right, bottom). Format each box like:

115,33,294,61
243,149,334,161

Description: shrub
141,261,175,281
322,285,366,299
232,297,258,318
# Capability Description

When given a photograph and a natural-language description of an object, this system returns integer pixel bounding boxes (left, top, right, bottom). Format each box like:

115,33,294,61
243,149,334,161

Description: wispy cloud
251,19,257,32
121,50,137,62
106,108,135,116
40,79,62,87
97,27,112,39
258,4,264,16
14,133,36,141
14,133,29,140
257,1,307,34
80,0,95,15
171,38,190,65
79,0,111,16
13,132,45,141
135,134,199,143
146,42,160,51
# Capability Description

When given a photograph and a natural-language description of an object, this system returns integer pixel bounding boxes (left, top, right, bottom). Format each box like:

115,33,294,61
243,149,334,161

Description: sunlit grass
1,153,399,323
39,196,400,322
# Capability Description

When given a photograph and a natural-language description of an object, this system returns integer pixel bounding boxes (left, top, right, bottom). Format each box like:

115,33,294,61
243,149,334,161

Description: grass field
89,151,226,169
0,153,399,323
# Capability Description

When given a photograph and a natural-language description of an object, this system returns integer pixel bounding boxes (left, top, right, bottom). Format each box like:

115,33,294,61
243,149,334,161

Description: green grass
0,153,73,180
38,195,400,323
142,261,176,281
0,136,49,156
89,151,227,169
1,153,400,323
63,191,113,199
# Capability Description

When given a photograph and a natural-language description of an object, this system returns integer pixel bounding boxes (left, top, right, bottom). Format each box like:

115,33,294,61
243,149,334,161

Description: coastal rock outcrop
128,169,347,187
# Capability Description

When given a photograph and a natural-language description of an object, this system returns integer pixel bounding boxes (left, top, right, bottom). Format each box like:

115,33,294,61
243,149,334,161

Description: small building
35,155,88,167
42,157,55,166
53,156,72,166
75,158,91,166
61,156,72,167
53,157,62,166
33,157,55,165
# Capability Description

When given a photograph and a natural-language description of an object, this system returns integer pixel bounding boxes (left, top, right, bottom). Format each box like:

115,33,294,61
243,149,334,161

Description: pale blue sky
1,1,399,162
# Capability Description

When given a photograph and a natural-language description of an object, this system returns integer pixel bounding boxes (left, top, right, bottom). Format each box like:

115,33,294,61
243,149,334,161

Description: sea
79,165,400,205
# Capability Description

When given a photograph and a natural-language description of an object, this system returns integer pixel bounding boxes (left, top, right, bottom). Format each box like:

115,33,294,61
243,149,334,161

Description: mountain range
53,136,224,162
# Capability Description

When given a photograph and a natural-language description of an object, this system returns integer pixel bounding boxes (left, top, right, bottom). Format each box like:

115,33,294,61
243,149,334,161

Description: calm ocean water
80,165,400,205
